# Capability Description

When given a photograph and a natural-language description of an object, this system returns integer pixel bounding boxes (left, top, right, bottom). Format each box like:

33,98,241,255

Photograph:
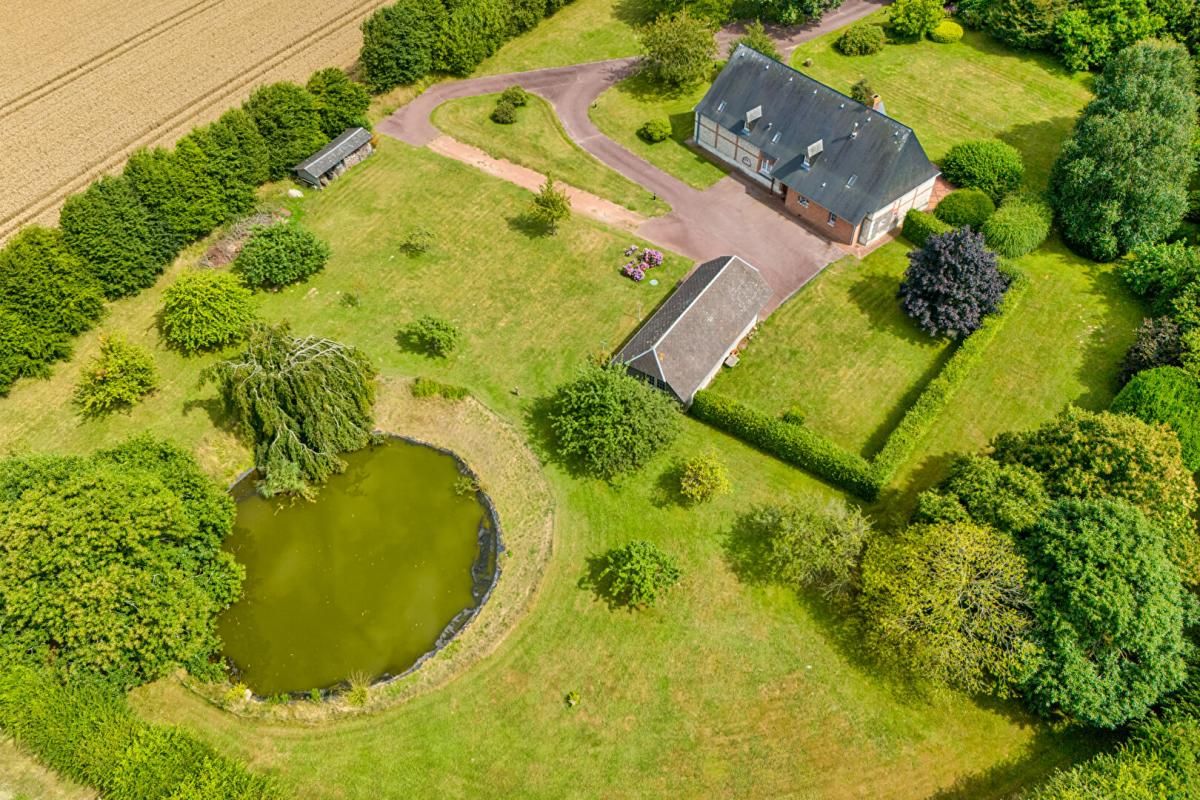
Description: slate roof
615,256,772,405
695,46,940,223
294,127,372,181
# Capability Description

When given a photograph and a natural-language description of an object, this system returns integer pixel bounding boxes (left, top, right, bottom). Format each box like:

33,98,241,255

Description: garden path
377,0,886,312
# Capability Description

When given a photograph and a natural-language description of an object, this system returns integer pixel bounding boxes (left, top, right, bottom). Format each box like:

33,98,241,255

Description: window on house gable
827,211,837,226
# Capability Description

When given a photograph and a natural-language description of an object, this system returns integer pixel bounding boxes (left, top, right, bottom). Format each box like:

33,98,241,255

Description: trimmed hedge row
690,391,878,498
692,269,1030,499
902,208,952,246
0,663,277,800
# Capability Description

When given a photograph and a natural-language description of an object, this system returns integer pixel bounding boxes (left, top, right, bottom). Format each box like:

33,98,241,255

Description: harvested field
0,0,388,241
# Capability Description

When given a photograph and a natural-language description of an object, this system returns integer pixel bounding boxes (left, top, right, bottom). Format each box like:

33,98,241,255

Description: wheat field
0,0,388,241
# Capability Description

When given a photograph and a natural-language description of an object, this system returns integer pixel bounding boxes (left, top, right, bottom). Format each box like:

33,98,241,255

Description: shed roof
615,255,771,404
695,46,940,223
294,127,372,179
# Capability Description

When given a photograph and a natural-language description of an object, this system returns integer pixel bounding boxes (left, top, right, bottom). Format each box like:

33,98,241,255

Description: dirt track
0,0,388,241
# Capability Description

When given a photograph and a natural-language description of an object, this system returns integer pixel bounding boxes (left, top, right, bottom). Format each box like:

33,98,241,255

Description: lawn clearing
709,241,951,457
476,0,654,76
589,70,728,189
790,14,1093,191
0,737,94,800
431,92,669,216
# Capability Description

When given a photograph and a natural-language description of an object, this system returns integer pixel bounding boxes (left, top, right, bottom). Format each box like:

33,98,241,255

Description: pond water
217,439,496,696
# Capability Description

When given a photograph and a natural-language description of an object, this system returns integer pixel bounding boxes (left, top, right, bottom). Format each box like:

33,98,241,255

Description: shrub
490,99,518,124
500,85,529,107
242,82,328,180
528,175,572,233
400,226,435,255
941,140,1025,202
1119,240,1200,307
887,0,945,38
899,226,1010,340
0,437,242,683
59,174,173,299
0,225,105,336
1112,366,1200,472
411,376,469,400
639,10,717,88
849,77,875,105
233,224,331,290
73,334,158,417
0,664,278,799
1023,498,1189,727
984,0,1066,50
934,188,996,228
206,324,376,498
400,315,462,357
0,310,70,396
306,67,371,138
861,521,1036,695
638,118,672,143
597,540,681,608
914,454,1051,533
1120,317,1183,382
733,20,781,61
359,0,449,92
901,208,952,246
678,450,731,504
928,19,964,41
160,270,256,354
548,362,681,480
690,391,878,498
836,23,886,55
744,499,870,602
981,193,1053,257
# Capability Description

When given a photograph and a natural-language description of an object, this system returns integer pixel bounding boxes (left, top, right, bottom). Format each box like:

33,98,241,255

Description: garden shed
615,255,771,406
294,127,374,189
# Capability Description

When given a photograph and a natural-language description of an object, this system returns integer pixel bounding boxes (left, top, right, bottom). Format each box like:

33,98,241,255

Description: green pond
217,439,496,696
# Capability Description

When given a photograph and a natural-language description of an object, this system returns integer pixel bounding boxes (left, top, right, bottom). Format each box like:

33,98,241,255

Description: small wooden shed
294,127,374,189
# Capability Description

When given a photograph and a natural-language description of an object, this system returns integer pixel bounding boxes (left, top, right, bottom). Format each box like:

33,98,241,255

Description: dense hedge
981,193,1053,257
0,226,105,336
941,139,1025,202
692,269,1029,497
233,224,331,290
0,663,277,800
1112,366,1200,472
243,82,329,180
690,391,879,498
836,23,887,55
934,188,995,228
928,19,963,42
0,310,70,396
902,208,952,246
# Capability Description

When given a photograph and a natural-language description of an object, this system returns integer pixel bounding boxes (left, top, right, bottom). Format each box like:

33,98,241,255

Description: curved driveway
376,0,888,312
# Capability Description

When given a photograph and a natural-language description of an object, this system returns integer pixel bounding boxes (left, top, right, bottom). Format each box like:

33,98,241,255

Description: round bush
941,140,1025,202
160,270,255,354
233,224,330,290
981,194,1053,258
597,540,681,608
490,100,517,124
836,23,887,55
902,208,952,247
929,19,964,42
500,85,529,107
678,450,730,504
73,334,158,417
638,119,672,143
1112,366,1200,472
935,188,996,228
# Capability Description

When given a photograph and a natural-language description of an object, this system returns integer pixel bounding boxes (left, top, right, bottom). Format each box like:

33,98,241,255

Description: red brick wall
783,188,858,244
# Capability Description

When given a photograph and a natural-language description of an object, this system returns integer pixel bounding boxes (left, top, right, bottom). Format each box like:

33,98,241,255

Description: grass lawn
589,70,728,189
0,140,1104,797
476,0,653,76
886,237,1144,510
790,14,1093,191
431,92,669,216
709,241,952,458
0,738,94,800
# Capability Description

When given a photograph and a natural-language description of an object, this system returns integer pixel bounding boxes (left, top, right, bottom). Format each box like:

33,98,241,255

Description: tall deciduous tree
359,0,449,92
306,68,371,138
0,225,104,335
0,309,70,396
640,10,717,89
898,227,1010,339
242,82,329,180
183,109,271,219
205,324,377,497
123,142,228,251
859,521,1037,695
1022,498,1189,728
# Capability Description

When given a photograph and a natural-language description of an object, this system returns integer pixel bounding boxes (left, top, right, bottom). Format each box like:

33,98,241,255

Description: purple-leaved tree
898,226,1009,339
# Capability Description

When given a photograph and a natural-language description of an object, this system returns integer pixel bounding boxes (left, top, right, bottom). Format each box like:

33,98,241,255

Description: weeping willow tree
206,323,377,497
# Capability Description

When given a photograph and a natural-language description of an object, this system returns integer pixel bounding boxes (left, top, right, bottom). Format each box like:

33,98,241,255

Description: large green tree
0,309,70,396
742,499,870,602
992,406,1200,582
359,0,449,92
1021,498,1189,728
0,225,104,335
123,142,229,251
182,108,271,219
242,82,328,180
1112,366,1200,471
860,521,1037,695
0,437,243,685
914,454,1051,533
640,10,717,89
306,68,371,138
205,324,377,497
1049,41,1197,261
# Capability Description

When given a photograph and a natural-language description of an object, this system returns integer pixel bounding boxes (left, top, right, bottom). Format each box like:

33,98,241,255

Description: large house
694,45,940,245
615,255,772,406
